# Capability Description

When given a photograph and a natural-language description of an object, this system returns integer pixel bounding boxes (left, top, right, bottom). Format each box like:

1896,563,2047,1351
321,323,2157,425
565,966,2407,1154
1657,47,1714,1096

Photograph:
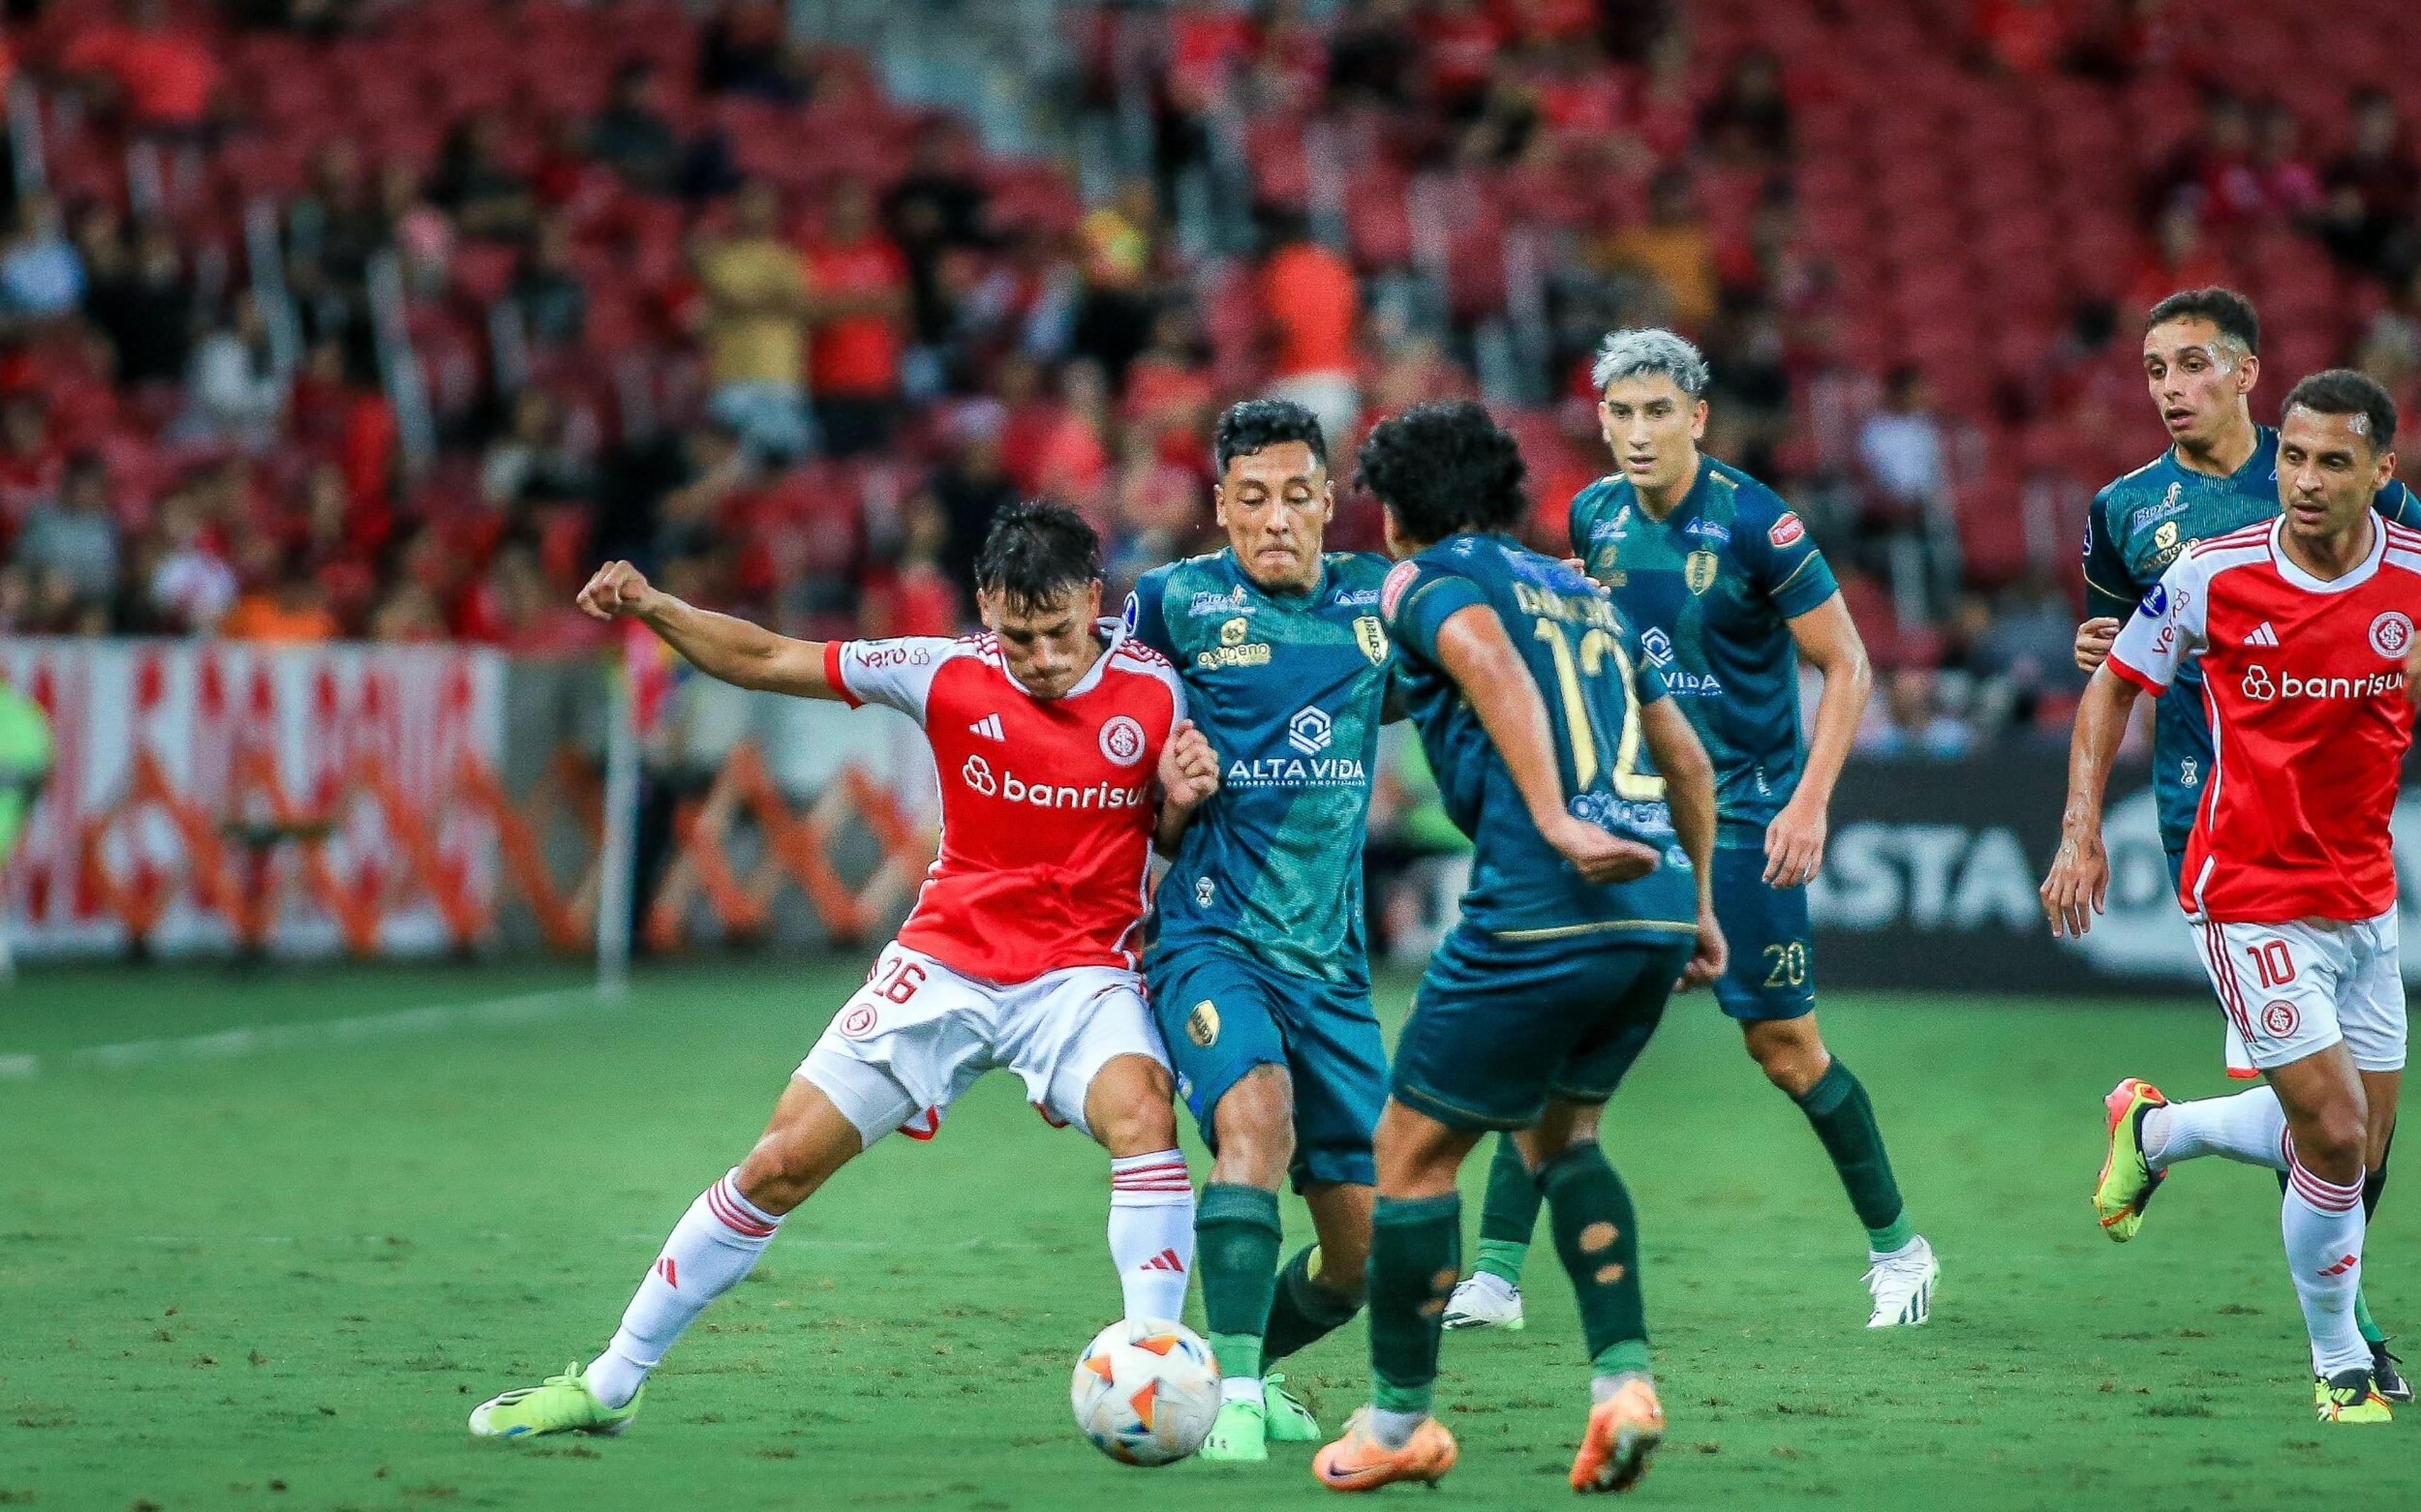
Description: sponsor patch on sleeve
2139,583,2166,618
1380,558,1419,620
1767,511,1806,548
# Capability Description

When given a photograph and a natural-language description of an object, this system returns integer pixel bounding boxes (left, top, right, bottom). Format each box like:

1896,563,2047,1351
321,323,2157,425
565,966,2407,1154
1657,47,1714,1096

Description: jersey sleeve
1567,479,1611,562
2105,555,2208,695
2081,485,2140,620
2374,476,2420,526
1120,568,1177,661
1741,490,1838,619
1381,557,1490,667
823,636,957,721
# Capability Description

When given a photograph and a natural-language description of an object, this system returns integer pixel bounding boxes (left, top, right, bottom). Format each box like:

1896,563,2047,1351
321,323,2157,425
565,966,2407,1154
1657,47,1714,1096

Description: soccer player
1311,400,1726,1493
2071,288,2410,1398
1122,400,1395,1461
2045,370,2414,1423
1449,328,1937,1333
468,503,1222,1439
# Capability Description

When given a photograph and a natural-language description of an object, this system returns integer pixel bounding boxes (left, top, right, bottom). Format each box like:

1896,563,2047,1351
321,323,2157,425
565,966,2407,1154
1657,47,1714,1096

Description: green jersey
1124,549,1395,985
1381,531,1696,941
1568,458,1838,846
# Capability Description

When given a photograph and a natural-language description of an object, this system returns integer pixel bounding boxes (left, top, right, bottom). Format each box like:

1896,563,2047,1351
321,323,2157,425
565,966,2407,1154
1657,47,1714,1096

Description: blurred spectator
63,0,223,135
1857,365,1957,608
481,390,594,507
859,495,959,638
289,338,396,516
2252,100,2323,221
697,180,813,460
1069,179,1161,386
1597,168,1718,333
286,140,382,343
1123,303,1216,466
883,122,990,349
0,393,57,525
179,291,291,449
589,60,683,195
0,194,84,323
698,0,800,101
1860,668,1974,759
11,453,117,625
82,216,189,387
147,488,238,633
1972,0,2073,77
1860,366,1949,509
804,180,909,459
1258,219,1360,458
370,580,448,642
2319,88,2419,280
2123,202,2229,315
1697,50,1792,166
431,114,537,244
2150,91,2262,228
511,212,589,350
222,549,339,642
928,407,1016,604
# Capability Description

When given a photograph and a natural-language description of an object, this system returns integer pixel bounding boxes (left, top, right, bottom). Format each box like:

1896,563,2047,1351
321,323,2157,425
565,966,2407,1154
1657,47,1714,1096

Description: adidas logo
2243,621,2280,647
969,713,1004,741
2319,1254,2360,1278
1139,1248,1187,1274
655,1256,678,1289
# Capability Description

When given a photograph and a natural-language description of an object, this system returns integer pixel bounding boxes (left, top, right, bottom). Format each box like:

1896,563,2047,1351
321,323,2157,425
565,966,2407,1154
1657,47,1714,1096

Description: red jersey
823,620,1184,984
2108,516,2421,923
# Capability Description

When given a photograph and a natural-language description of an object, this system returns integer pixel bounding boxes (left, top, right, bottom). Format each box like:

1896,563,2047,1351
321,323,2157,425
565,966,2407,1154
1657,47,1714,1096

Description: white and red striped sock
586,1169,782,1408
2282,1156,2369,1379
1108,1149,1195,1323
2143,1087,2289,1172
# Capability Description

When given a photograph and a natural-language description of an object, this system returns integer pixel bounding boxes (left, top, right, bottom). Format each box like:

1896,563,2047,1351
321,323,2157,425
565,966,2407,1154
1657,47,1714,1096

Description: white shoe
1864,1237,1939,1328
1443,1273,1525,1330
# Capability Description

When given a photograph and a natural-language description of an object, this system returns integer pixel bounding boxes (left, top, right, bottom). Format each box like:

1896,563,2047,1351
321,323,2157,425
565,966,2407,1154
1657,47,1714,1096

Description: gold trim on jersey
1491,919,1698,942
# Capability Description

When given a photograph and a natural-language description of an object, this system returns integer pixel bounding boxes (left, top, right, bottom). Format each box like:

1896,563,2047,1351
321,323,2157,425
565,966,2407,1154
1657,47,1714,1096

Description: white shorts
798,943,1170,1146
2189,909,2407,1075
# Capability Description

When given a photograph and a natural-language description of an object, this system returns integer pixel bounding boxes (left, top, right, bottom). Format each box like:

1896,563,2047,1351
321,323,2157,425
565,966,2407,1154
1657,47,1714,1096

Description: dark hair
2281,368,2398,452
1214,398,1327,475
1356,400,1528,545
973,499,1102,614
2144,287,2261,355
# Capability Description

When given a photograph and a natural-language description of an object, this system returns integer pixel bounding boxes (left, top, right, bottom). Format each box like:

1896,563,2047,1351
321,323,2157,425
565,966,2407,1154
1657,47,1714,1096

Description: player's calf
1087,1053,1197,1325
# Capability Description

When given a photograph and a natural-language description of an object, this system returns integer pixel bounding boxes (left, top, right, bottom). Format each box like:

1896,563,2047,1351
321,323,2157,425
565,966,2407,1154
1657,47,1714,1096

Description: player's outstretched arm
2041,666,2140,938
576,560,843,700
1772,594,1871,888
1431,603,1659,886
1641,696,1726,989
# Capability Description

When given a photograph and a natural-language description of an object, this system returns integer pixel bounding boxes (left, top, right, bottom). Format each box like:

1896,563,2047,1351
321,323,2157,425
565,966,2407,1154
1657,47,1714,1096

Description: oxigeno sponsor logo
2239,665,2405,701
959,754,1145,809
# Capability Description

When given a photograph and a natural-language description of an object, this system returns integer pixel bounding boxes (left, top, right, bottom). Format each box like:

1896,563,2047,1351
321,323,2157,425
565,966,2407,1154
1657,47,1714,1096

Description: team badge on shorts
840,1004,880,1039
1187,1000,1221,1047
1685,548,1719,595
2368,611,2413,659
1100,715,1147,766
2262,1000,2299,1037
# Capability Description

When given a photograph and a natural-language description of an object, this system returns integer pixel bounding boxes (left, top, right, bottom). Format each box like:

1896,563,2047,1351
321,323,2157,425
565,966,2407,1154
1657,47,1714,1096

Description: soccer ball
1069,1318,1221,1466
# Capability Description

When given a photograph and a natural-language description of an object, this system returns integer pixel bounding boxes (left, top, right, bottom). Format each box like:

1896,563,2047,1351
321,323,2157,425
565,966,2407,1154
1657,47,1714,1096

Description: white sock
2282,1157,2370,1379
1108,1150,1194,1322
586,1169,782,1407
1465,1271,1518,1300
2143,1088,2288,1172
1221,1376,1264,1405
1868,1234,1925,1264
1369,1405,1426,1448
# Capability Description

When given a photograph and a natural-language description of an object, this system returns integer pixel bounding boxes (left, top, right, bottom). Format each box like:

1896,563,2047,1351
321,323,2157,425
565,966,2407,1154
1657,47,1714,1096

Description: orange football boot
1570,1376,1666,1493
1311,1408,1459,1492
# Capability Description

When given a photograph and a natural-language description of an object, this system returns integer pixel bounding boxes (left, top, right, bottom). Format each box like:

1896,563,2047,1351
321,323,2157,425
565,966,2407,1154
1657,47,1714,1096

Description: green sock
1537,1145,1649,1365
1264,1242,1363,1363
1197,1183,1282,1381
1475,1134,1541,1283
1794,1057,1912,1250
1367,1194,1460,1416
2359,1161,2388,1345
2356,1290,2385,1347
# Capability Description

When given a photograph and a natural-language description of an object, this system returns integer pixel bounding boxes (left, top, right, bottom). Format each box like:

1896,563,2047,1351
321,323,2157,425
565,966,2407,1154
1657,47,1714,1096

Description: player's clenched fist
1158,719,1220,811
2072,616,2118,674
577,560,661,621
1540,813,1661,886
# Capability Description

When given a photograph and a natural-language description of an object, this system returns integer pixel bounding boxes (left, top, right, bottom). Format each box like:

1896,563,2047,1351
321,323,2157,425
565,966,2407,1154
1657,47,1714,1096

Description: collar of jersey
1036,616,1131,699
1634,460,1708,531
2267,513,2384,594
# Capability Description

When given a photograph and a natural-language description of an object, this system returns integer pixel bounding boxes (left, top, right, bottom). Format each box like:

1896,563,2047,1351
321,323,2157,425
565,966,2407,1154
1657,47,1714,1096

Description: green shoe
1197,1395,1269,1462
2094,1078,2168,1244
468,1362,644,1440
1262,1372,1320,1442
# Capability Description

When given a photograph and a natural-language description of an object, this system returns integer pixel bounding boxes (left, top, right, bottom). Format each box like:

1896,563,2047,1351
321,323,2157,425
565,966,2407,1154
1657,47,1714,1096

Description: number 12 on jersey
1531,618,1664,802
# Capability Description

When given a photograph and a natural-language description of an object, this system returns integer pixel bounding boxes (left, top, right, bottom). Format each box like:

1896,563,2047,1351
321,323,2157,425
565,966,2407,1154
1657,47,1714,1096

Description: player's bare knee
1745,1021,1827,1097
2302,1105,2371,1180
1086,1054,1180,1157
1211,1066,1296,1186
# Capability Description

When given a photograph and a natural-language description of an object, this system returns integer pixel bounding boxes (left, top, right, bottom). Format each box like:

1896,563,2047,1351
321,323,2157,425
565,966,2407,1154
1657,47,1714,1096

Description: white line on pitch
0,985,603,1079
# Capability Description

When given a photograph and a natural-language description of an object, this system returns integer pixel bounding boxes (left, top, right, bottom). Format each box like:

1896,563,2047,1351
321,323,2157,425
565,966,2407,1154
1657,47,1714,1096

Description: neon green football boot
2094,1078,2168,1242
1198,1394,1269,1462
468,1362,644,1440
1263,1373,1321,1442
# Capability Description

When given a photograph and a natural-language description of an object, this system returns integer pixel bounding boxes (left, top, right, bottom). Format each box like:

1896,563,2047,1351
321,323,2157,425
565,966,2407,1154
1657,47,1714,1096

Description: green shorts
1147,942,1387,1191
1710,845,1815,1022
1391,921,1694,1132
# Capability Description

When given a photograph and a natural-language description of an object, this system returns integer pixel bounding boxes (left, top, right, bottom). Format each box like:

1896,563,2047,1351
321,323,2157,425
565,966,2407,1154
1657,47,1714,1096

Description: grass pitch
3,958,2416,1509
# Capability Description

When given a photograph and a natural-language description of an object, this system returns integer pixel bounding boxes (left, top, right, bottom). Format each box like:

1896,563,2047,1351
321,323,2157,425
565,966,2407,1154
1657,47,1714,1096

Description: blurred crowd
3,0,2420,753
